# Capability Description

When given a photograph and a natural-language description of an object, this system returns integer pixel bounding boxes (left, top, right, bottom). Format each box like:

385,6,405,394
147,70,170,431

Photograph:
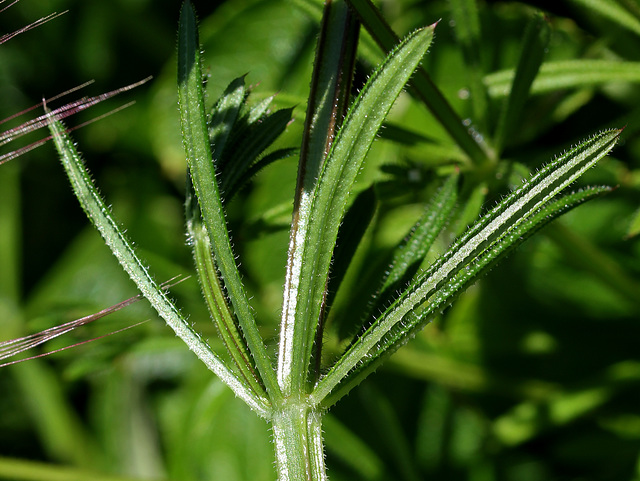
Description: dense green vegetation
1,0,640,480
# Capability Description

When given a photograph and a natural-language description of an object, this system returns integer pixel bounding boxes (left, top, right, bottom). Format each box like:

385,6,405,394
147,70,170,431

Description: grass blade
46,113,271,418
177,0,280,402
278,25,435,396
312,129,620,407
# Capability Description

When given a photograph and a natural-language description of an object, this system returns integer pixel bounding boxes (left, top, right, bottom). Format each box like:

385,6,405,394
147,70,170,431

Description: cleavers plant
5,0,628,479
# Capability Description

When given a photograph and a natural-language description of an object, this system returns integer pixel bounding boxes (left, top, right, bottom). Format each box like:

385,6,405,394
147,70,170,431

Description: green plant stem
272,404,327,481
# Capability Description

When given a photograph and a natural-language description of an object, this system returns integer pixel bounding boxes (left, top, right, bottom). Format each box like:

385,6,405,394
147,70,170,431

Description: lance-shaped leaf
311,129,620,408
277,0,360,395
323,185,614,408
185,181,266,398
220,104,294,195
377,173,459,305
177,0,280,401
183,73,295,400
45,114,271,418
277,25,435,396
208,75,247,161
206,76,296,199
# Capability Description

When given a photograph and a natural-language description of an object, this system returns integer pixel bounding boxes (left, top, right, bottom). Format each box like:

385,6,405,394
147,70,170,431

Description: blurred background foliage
1,0,640,480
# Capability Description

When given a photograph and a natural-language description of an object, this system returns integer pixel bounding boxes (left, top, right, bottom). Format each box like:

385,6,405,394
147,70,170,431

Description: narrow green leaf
323,186,614,408
494,13,550,154
294,0,359,198
278,0,360,397
568,0,640,36
378,173,459,302
346,0,495,168
485,60,640,98
449,0,489,132
208,75,247,160
46,114,270,417
178,0,280,402
227,147,299,199
221,107,294,194
246,94,276,124
207,77,295,201
185,183,266,398
278,25,435,397
311,129,620,408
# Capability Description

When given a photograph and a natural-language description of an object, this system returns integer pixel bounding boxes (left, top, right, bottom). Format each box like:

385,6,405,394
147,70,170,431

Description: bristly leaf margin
311,128,620,408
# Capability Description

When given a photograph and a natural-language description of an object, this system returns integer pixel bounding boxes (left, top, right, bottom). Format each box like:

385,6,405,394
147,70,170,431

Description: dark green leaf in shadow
322,186,378,348
494,13,550,154
208,75,247,160
221,106,295,195
324,413,386,480
568,0,640,36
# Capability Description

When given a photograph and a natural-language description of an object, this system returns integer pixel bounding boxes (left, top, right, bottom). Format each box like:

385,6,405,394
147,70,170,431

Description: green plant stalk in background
2,0,634,478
